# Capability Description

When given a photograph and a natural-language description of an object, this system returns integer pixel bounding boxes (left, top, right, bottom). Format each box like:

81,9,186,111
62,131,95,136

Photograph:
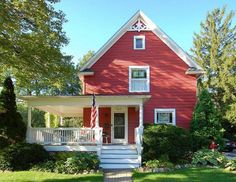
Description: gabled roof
80,10,203,73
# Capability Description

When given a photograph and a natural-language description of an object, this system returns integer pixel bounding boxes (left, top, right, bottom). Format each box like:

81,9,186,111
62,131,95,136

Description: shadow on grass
42,175,103,182
133,168,236,182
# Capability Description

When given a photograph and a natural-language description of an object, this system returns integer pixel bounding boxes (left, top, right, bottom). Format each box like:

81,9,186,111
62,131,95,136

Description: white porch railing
27,127,103,145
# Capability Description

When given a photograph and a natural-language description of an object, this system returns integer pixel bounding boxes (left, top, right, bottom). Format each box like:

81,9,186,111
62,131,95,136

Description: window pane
157,112,172,123
136,38,143,48
132,69,147,78
131,80,147,91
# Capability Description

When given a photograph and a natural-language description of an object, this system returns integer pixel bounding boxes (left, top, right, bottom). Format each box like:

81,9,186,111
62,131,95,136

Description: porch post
28,106,32,128
47,112,51,128
60,116,63,126
27,105,32,143
139,103,143,129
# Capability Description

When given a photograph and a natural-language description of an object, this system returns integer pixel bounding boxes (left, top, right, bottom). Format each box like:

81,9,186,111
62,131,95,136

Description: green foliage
142,124,191,163
225,159,236,171
144,159,174,169
191,7,236,126
192,149,228,167
31,152,99,174
190,89,224,141
17,103,46,127
0,77,26,148
63,117,83,127
44,112,60,128
78,50,95,70
0,143,51,171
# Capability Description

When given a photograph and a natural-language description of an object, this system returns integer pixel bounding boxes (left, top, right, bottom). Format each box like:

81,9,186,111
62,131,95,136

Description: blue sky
55,0,236,64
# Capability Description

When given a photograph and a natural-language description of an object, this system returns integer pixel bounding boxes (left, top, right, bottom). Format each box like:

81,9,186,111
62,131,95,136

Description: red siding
128,107,139,143
83,31,197,129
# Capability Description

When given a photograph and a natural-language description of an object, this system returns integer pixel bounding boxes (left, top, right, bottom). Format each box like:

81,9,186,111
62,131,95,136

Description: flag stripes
90,94,97,128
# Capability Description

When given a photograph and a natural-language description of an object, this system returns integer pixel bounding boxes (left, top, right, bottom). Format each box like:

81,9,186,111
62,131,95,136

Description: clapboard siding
83,31,197,129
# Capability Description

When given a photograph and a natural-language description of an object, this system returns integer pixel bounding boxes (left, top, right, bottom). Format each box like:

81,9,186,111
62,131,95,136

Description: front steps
99,145,140,169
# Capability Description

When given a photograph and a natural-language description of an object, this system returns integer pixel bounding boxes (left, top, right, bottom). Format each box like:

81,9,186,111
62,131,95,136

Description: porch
20,95,150,155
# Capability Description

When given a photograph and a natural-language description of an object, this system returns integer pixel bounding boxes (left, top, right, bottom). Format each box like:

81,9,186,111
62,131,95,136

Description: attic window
134,36,145,50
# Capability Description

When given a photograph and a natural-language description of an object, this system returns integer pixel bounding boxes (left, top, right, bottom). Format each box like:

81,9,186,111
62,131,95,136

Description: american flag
90,94,97,128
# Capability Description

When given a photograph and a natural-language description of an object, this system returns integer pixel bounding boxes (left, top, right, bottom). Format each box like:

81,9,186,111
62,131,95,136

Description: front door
111,107,128,144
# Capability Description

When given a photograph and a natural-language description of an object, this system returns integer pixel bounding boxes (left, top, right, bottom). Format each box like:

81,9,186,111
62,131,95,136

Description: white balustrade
27,127,101,145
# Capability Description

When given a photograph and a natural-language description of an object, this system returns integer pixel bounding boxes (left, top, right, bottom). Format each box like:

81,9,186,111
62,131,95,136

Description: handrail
27,127,100,145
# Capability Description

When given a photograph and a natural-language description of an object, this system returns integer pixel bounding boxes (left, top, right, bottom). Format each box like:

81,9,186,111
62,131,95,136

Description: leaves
191,7,236,126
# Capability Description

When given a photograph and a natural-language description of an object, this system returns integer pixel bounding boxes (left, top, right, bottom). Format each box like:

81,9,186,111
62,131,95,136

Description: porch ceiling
19,95,151,117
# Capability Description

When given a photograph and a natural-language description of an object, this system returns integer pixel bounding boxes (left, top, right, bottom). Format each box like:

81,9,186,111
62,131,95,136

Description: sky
55,0,236,64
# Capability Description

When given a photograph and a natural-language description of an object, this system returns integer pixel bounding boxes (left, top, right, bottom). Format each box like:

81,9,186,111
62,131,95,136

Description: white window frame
154,108,176,125
134,35,145,50
129,66,150,92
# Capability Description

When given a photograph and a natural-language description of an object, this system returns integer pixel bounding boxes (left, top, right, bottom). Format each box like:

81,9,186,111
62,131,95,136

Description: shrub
192,149,228,167
190,89,224,142
0,143,51,171
143,124,191,163
225,159,236,171
31,160,55,172
144,159,174,169
31,152,100,174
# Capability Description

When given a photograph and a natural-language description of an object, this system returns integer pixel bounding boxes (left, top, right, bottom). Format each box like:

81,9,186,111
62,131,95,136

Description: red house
22,11,203,169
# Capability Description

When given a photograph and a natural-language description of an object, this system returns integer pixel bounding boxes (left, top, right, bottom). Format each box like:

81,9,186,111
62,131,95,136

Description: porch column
47,112,51,128
27,106,32,143
60,116,63,126
28,106,32,128
139,103,143,128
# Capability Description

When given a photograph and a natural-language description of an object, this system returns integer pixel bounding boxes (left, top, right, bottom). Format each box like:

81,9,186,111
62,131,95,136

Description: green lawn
133,168,236,182
0,171,103,182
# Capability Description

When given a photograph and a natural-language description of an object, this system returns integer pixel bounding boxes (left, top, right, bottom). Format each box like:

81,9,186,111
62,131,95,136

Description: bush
144,159,174,169
190,89,224,142
31,152,100,174
225,159,236,171
192,149,228,167
0,143,51,171
143,124,191,163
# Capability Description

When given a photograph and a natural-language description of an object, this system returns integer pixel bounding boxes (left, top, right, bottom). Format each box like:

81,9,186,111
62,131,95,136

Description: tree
190,89,224,141
191,7,236,125
78,50,95,70
0,77,26,148
0,0,68,74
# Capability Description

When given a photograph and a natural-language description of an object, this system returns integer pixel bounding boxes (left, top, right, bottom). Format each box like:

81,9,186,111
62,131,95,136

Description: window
154,109,176,125
134,36,145,50
129,66,150,92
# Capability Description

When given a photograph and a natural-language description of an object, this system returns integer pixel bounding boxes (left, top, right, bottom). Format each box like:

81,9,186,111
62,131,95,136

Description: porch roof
19,95,151,117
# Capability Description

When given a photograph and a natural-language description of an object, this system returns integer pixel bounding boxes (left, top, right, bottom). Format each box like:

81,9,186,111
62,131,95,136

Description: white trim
111,106,128,144
134,35,145,50
129,66,150,92
154,108,176,125
78,71,94,76
80,10,202,72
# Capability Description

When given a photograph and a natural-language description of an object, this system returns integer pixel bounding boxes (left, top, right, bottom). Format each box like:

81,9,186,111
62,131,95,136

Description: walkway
103,169,133,182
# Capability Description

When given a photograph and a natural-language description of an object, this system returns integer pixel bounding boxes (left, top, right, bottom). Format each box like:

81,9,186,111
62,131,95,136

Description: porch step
101,154,138,159
102,149,137,154
99,145,140,169
101,158,139,164
100,163,139,169
102,145,136,150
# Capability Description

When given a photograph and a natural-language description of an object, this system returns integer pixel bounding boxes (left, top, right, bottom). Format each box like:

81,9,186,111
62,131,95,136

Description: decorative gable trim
128,18,151,32
80,10,203,73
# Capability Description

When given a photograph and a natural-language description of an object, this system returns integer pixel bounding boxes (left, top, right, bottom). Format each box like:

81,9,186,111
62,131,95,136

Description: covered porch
20,95,150,155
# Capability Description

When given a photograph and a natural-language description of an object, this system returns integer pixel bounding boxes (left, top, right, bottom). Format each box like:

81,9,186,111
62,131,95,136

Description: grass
0,171,103,182
133,167,236,182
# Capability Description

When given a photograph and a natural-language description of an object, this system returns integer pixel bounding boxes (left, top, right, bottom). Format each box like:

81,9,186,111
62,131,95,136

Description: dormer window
134,36,145,50
129,66,150,92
